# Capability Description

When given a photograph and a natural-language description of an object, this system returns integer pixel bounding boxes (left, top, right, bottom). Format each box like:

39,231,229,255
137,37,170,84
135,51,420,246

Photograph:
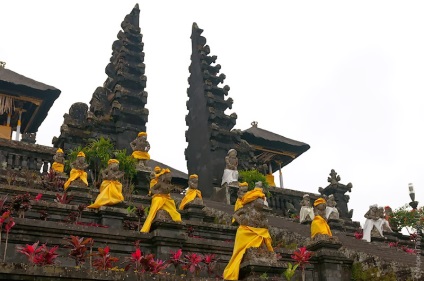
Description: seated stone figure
223,188,274,281
299,194,315,223
87,159,125,208
52,148,65,173
285,200,297,218
221,149,239,188
149,166,162,195
64,151,89,190
362,204,385,242
325,194,340,220
140,169,182,233
232,182,249,224
311,198,333,239
179,174,203,210
130,132,151,171
378,206,393,233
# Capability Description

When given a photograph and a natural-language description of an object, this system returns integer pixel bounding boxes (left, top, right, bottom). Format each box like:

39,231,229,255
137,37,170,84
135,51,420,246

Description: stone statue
63,151,89,190
130,132,151,171
224,188,275,280
285,200,297,217
231,182,249,224
52,148,65,173
221,149,239,188
299,194,314,223
311,198,333,239
378,206,393,233
362,204,385,242
140,169,182,233
325,194,340,220
179,174,204,210
87,159,125,208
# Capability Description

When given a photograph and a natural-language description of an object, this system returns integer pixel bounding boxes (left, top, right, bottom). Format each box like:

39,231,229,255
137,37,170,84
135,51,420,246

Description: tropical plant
283,262,299,281
41,169,65,191
169,248,183,273
291,247,312,281
54,192,73,204
16,241,59,265
0,211,14,261
11,193,32,218
63,235,94,266
203,253,218,276
91,246,119,270
182,252,203,276
239,170,269,191
388,204,424,233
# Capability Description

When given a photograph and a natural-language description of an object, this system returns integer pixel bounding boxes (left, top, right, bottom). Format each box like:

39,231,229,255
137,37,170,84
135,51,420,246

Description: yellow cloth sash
131,151,150,160
52,162,64,173
140,194,181,233
223,225,273,280
241,188,265,205
232,199,244,223
64,168,88,190
311,215,332,238
87,180,124,209
179,188,202,210
265,174,276,187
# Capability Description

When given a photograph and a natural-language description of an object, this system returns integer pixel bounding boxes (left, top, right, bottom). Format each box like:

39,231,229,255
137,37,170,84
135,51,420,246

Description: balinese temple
241,122,310,187
53,4,148,152
0,62,60,142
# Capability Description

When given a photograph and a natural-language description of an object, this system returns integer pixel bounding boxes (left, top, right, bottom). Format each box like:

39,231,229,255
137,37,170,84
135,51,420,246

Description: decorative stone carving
221,149,239,188
63,151,89,190
362,204,389,242
318,169,353,219
311,198,333,240
21,132,36,144
179,174,204,210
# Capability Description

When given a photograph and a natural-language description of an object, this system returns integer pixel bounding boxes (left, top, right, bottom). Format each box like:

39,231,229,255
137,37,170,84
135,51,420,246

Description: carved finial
251,121,258,128
0,61,6,68
327,169,340,185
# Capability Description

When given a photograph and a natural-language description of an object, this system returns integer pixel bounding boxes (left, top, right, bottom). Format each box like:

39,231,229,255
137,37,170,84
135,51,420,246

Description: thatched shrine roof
0,67,61,133
241,124,310,171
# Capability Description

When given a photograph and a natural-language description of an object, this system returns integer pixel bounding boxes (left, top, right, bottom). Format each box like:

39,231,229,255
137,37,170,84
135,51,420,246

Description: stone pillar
307,240,353,281
150,220,186,261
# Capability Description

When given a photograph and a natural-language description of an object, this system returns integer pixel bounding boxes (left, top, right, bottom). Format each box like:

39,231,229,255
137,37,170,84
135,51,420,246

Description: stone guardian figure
311,198,333,239
130,132,151,171
179,174,203,210
299,194,315,223
64,151,89,190
221,149,239,188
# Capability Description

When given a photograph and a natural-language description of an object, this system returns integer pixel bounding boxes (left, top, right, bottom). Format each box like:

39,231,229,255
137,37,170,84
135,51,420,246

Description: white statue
221,149,239,187
299,194,315,223
362,204,389,242
325,194,339,220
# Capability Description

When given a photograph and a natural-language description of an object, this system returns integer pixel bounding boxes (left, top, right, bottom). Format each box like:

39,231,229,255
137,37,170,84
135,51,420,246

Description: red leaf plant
91,246,119,270
55,192,73,204
291,247,312,281
16,241,59,265
354,231,363,240
63,235,94,266
182,252,203,275
169,248,183,271
1,212,15,262
203,253,218,276
35,193,43,201
124,248,168,274
388,242,398,248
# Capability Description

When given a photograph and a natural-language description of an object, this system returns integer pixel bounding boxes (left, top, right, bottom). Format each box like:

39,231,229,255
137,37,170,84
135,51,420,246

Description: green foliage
351,262,397,281
283,262,299,281
259,272,268,280
114,149,137,180
239,170,269,191
388,204,424,232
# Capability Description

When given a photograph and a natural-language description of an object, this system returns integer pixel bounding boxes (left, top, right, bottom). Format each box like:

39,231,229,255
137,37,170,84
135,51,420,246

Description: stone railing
0,138,55,172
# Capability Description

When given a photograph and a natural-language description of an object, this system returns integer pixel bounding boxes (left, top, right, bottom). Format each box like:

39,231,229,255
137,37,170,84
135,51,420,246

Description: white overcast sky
1,1,424,225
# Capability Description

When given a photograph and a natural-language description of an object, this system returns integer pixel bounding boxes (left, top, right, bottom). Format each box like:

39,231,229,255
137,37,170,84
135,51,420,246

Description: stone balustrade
0,138,55,172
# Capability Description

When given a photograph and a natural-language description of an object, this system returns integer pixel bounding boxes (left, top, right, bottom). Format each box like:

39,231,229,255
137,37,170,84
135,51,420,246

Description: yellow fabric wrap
87,180,124,209
223,225,273,280
52,162,64,173
311,215,332,238
241,188,265,205
140,194,181,233
179,188,202,210
232,199,244,223
131,151,150,160
64,169,88,190
265,174,276,187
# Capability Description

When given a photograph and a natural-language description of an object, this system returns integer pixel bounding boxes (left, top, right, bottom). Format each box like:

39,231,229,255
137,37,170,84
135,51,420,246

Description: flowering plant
91,246,119,270
182,252,203,275
388,205,424,232
291,247,312,281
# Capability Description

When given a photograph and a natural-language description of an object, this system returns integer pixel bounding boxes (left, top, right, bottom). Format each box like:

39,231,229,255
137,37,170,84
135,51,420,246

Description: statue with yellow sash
140,168,182,233
223,187,275,280
148,166,162,195
231,182,248,224
87,159,124,208
131,132,151,171
52,148,65,173
311,198,333,239
179,174,203,210
63,151,89,190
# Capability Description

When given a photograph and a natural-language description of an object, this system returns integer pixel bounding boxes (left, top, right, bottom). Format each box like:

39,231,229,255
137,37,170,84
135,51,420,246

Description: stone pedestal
307,239,353,281
182,203,205,222
211,186,229,204
134,170,151,195
238,261,284,280
98,205,128,228
150,220,186,261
